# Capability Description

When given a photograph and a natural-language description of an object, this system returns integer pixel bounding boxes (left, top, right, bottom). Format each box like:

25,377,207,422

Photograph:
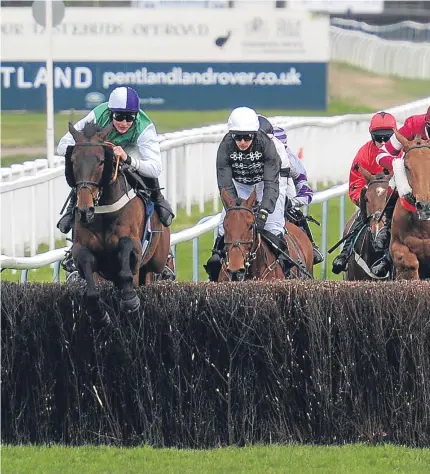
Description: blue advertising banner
1,62,327,111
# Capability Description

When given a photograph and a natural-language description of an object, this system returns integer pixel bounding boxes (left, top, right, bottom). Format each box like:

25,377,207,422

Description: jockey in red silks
332,111,397,275
370,105,430,276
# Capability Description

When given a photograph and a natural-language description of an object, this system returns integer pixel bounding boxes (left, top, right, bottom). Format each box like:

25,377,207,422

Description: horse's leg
117,236,141,312
391,242,419,280
74,245,110,327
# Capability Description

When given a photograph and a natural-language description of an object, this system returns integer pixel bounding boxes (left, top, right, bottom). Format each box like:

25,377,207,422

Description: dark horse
344,166,393,280
218,187,313,281
65,122,171,321
390,132,430,279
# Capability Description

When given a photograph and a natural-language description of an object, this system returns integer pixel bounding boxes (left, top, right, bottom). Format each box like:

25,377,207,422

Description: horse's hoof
120,294,140,313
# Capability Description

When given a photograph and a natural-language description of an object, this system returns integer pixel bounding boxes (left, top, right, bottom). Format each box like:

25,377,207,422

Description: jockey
204,107,290,281
371,105,430,276
273,126,324,265
56,86,174,238
331,111,397,275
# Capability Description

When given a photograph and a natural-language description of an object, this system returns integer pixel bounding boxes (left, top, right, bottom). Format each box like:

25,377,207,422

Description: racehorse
390,132,430,279
344,166,393,280
218,187,313,281
65,122,171,321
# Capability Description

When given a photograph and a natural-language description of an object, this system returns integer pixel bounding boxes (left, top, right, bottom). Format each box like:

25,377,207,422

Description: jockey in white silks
203,107,291,281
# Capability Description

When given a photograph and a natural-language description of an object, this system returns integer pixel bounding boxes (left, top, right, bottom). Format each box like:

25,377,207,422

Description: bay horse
390,132,430,280
65,122,171,321
218,187,313,281
344,166,393,280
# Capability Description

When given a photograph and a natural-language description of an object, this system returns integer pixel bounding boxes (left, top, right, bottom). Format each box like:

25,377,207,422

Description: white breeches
218,178,287,237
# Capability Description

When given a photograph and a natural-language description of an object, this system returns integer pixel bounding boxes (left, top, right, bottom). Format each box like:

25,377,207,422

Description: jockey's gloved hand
255,208,269,232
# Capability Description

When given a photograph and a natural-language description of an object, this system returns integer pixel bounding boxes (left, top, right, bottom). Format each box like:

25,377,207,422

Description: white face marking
376,186,385,196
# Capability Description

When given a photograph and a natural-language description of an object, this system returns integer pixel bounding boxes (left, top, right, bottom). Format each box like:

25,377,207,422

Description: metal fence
0,182,348,282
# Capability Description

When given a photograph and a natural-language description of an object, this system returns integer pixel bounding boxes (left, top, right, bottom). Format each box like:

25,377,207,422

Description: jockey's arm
348,158,366,206
216,137,239,201
261,138,281,214
287,147,313,208
128,123,162,178
56,111,96,156
376,119,412,170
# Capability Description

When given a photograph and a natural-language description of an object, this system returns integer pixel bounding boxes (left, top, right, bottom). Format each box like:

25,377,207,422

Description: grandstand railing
331,18,430,43
1,98,428,256
330,26,430,79
0,183,348,282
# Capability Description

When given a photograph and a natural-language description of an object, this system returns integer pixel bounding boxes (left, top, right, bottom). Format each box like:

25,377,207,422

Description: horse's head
65,122,114,225
356,164,392,244
221,187,258,281
395,130,430,220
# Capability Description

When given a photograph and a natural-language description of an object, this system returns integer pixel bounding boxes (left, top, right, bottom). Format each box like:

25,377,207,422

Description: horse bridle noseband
223,205,260,271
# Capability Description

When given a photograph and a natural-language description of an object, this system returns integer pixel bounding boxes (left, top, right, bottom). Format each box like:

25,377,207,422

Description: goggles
231,133,255,142
112,112,137,123
372,133,393,144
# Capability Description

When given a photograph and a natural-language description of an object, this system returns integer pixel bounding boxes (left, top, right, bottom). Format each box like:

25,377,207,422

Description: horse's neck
250,241,276,277
99,174,129,205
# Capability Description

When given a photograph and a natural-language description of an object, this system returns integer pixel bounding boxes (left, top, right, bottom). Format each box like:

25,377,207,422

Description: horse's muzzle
227,268,246,282
78,206,95,224
415,201,430,221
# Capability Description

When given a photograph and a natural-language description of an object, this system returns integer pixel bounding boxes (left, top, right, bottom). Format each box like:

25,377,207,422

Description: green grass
2,444,430,474
0,102,373,150
1,195,355,283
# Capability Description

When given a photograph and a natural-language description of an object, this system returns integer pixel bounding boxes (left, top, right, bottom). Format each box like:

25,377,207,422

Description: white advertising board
1,7,329,62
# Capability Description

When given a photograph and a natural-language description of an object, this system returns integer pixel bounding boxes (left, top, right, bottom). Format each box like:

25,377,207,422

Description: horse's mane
81,122,104,140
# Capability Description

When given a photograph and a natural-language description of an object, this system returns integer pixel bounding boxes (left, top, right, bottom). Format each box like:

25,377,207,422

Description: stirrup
61,249,76,273
312,246,324,265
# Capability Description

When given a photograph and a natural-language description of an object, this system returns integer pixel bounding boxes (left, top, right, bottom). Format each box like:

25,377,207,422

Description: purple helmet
273,126,287,145
108,87,140,113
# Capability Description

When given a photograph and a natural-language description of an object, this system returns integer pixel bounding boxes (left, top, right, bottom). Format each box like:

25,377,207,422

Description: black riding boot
203,235,225,281
332,216,364,274
297,213,324,265
370,249,392,277
373,200,395,252
275,232,296,278
57,190,77,234
143,177,175,227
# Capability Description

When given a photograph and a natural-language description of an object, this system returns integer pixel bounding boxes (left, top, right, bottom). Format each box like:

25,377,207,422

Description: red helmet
369,112,397,132
425,106,430,124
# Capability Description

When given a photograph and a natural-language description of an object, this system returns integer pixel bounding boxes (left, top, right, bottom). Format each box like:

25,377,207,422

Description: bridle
72,141,120,203
361,176,392,223
223,205,261,274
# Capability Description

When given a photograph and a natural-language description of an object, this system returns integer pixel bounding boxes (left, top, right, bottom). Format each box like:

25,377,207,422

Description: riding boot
297,213,324,265
203,235,225,281
370,250,392,277
373,200,395,252
57,190,77,234
332,216,364,274
275,232,296,278
143,177,175,227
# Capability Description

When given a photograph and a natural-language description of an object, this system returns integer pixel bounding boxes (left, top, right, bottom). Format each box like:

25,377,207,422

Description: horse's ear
68,122,83,142
220,187,234,209
96,123,114,141
356,164,375,183
394,129,410,148
244,187,257,208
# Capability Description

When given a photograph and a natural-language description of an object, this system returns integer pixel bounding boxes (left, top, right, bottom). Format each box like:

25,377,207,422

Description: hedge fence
1,280,429,448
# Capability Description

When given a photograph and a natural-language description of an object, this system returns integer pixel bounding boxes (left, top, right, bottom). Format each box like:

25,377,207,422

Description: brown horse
390,132,430,280
218,187,313,281
344,166,393,280
66,122,171,320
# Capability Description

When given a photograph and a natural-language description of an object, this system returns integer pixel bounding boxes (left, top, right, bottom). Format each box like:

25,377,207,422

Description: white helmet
228,107,259,133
